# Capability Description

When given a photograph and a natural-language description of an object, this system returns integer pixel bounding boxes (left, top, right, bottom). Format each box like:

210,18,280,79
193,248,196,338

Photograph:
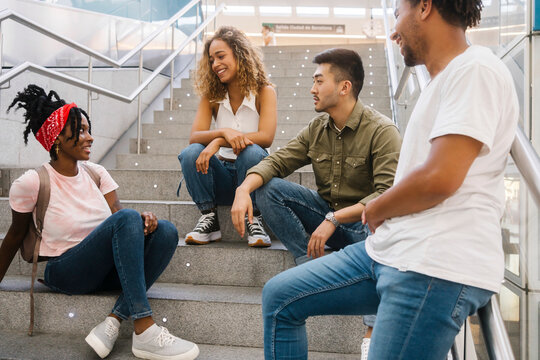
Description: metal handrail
0,2,225,153
0,4,225,102
477,296,516,360
0,0,201,68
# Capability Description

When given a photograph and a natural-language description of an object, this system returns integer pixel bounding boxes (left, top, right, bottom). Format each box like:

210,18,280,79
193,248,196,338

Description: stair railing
0,0,226,154
380,0,540,359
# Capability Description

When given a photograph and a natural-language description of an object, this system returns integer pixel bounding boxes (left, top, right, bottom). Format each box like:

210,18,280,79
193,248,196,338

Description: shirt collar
217,91,257,113
324,100,365,131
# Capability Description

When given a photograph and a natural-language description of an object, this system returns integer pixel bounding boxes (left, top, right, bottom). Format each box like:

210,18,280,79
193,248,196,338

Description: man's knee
255,178,285,210
262,274,285,314
178,143,205,164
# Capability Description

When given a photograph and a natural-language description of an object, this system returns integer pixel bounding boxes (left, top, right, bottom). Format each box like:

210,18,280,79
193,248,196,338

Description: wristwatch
325,212,340,227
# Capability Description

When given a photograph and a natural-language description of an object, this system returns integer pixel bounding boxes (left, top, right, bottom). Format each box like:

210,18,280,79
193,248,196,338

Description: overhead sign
263,23,345,34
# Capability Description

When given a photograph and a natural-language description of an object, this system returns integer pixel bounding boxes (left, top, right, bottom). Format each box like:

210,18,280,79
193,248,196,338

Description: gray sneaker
132,324,199,360
85,316,120,358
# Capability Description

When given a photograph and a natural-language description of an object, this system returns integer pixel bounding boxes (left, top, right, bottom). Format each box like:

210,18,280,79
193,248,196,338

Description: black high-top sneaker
246,214,271,247
185,211,221,245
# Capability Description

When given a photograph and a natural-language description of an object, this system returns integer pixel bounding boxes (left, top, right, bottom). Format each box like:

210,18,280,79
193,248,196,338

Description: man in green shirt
231,48,401,351
232,47,401,261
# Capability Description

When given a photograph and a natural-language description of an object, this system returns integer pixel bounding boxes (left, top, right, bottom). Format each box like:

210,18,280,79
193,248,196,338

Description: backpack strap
28,165,50,336
80,162,101,189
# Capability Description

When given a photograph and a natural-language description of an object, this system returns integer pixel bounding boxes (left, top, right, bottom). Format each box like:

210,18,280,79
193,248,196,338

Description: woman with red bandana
0,85,199,360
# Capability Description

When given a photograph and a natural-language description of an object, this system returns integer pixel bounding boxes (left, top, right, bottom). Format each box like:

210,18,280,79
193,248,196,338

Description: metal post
170,24,174,111
0,22,3,76
137,26,144,155
195,3,200,65
87,56,93,118
213,0,217,31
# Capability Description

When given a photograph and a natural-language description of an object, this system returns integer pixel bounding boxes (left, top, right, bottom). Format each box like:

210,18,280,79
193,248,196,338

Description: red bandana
35,103,77,151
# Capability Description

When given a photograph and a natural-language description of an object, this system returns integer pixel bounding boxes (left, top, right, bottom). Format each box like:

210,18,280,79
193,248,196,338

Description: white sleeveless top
215,91,260,160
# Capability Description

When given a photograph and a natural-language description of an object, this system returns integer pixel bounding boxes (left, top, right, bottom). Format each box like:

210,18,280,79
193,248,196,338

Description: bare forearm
0,231,25,282
244,132,274,148
189,129,227,145
237,173,264,194
334,203,366,224
368,166,454,222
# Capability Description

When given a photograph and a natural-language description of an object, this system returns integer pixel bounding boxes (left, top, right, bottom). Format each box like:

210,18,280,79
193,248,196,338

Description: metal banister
0,1,225,155
511,123,540,206
477,296,516,360
0,4,224,103
0,0,201,68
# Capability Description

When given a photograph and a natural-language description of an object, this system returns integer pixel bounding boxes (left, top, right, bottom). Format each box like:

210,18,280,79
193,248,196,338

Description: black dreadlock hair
7,84,90,160
407,0,483,29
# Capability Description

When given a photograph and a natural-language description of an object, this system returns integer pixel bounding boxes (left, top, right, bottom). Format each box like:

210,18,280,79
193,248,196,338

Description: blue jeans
255,178,376,327
44,209,178,320
262,241,494,360
256,178,370,261
179,143,268,212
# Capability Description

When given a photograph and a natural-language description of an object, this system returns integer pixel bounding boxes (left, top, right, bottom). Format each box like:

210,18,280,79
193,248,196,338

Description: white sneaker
132,324,199,360
85,316,120,358
185,212,221,245
246,215,271,247
361,337,370,360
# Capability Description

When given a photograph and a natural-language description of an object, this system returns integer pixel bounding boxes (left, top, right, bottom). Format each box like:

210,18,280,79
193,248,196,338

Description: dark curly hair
408,0,483,29
7,84,90,160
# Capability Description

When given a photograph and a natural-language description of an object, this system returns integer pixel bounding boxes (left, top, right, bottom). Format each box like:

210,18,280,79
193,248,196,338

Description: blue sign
535,0,540,31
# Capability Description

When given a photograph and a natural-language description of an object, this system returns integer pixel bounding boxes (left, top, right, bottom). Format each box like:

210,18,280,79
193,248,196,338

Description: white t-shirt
9,161,119,257
215,91,260,160
365,46,519,293
265,31,276,46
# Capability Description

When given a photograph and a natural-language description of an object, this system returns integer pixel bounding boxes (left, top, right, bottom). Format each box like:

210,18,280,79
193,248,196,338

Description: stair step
4,240,297,288
0,198,323,243
129,138,308,156
0,276,365,353
154,107,392,124
182,73,389,89
165,96,391,111
173,84,390,99
0,329,359,359
0,168,316,202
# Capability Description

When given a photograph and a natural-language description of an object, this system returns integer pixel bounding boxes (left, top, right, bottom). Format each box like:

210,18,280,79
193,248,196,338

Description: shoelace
246,216,266,236
194,213,216,231
104,320,118,338
155,326,176,347
360,339,370,360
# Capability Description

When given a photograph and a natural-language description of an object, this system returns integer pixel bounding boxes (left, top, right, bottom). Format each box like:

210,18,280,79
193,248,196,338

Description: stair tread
1,275,263,304
0,329,358,359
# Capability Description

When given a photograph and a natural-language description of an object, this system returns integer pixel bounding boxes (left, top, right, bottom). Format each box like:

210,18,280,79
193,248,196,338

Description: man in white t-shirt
260,0,519,359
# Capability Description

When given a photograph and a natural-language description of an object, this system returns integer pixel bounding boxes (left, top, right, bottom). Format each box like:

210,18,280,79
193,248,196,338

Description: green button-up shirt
247,100,402,210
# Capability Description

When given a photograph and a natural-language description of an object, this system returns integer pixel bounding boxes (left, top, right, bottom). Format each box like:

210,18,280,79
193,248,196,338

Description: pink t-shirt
9,162,119,257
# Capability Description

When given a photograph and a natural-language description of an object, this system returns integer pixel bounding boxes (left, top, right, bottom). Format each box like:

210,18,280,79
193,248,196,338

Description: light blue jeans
262,241,494,360
179,143,268,212
44,209,178,320
256,177,376,326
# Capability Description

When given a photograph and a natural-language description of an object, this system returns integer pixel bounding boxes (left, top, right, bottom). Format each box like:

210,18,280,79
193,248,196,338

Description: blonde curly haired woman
178,26,277,247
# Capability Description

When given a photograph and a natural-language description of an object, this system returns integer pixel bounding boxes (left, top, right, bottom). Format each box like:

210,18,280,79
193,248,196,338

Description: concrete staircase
0,42,390,359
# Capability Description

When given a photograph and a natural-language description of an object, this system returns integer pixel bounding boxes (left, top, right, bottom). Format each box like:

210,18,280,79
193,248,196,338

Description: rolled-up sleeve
359,124,401,205
247,125,311,184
